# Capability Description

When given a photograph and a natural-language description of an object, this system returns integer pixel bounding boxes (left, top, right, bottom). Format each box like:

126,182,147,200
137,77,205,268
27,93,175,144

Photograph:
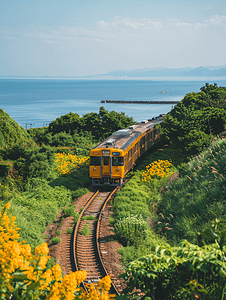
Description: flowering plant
55,153,89,175
142,159,174,182
0,203,114,300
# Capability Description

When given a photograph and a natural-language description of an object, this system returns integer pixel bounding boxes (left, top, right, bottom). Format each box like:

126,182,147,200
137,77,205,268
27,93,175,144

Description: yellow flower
142,160,173,182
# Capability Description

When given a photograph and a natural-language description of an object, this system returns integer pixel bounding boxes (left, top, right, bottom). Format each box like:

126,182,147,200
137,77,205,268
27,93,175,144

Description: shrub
114,215,150,246
67,228,73,234
72,187,89,199
63,204,76,217
0,203,114,299
56,230,61,236
52,237,61,244
121,240,226,300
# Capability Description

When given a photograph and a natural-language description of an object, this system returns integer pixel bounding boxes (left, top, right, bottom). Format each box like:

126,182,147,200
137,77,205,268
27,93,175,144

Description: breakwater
101,100,179,104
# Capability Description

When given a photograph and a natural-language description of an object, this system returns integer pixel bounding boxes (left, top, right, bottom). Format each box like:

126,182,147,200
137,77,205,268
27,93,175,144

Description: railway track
73,188,120,295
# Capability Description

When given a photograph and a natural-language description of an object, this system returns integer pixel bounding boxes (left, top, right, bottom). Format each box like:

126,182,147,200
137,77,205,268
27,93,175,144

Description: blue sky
1,0,226,76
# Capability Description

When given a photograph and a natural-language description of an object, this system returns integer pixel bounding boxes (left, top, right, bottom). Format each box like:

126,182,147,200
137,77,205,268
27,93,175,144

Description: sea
1,77,226,129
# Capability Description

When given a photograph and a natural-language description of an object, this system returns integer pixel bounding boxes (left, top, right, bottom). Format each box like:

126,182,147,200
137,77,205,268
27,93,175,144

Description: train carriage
89,115,163,186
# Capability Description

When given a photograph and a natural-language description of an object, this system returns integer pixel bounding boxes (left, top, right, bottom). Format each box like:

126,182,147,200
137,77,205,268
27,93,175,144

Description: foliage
48,106,134,139
2,145,58,189
121,239,226,300
163,83,226,154
0,203,115,300
56,230,61,236
28,129,96,156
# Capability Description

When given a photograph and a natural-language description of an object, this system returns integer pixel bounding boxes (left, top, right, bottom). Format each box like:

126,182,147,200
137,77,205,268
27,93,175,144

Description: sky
0,0,226,76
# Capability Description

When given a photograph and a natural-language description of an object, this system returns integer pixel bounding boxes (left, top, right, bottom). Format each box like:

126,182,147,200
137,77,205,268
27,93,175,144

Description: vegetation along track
73,189,120,295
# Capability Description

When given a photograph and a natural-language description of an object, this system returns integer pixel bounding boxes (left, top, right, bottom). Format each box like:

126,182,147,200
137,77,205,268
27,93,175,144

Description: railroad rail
101,100,179,104
73,189,119,295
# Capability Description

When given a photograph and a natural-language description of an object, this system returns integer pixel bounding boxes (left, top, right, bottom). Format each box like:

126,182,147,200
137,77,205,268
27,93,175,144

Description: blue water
1,78,226,128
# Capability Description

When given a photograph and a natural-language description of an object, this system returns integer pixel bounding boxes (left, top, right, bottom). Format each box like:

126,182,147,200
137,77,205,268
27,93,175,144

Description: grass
81,215,96,220
4,178,86,248
79,222,91,236
73,212,80,224
113,138,226,264
155,138,226,245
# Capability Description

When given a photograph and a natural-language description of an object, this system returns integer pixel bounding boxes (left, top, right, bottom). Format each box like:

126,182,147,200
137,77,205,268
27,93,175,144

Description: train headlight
117,167,120,171
93,167,96,171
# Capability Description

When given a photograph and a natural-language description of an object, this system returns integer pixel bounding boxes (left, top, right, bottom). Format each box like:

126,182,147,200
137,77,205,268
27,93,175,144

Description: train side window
90,156,101,165
113,157,124,166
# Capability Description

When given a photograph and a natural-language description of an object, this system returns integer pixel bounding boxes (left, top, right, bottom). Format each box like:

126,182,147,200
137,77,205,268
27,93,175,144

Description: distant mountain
94,65,226,78
182,66,213,77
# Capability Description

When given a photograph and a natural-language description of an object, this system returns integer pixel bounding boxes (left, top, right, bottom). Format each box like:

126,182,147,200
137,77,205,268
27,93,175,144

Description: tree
163,83,226,154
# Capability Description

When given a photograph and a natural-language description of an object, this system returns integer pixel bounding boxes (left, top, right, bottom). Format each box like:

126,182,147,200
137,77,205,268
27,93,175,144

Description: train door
101,156,111,176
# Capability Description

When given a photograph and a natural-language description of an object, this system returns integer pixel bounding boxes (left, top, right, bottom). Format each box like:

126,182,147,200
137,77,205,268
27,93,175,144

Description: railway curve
72,189,120,295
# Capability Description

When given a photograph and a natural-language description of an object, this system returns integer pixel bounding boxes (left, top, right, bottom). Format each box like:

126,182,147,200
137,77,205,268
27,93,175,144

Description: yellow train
89,115,164,186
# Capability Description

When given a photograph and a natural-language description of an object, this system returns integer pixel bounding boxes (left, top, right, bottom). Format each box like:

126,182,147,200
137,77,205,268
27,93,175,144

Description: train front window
90,156,101,166
113,157,124,166
103,156,110,166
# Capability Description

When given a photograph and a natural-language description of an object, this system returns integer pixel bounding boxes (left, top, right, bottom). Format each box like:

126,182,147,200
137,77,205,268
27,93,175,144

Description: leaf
201,228,219,240
12,272,29,282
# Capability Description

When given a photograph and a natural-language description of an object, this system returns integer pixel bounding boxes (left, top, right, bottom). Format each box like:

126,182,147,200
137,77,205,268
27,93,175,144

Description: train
89,115,164,186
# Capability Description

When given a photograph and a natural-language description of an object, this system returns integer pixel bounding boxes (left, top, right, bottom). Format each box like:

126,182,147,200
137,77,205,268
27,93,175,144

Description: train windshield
90,156,101,165
112,157,124,166
103,156,110,166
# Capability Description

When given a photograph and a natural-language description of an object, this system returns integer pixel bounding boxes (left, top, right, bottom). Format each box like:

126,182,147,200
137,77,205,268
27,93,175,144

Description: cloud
1,15,226,75
1,15,226,44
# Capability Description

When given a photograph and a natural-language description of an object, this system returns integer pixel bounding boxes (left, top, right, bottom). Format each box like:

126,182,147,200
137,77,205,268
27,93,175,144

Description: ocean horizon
1,77,226,129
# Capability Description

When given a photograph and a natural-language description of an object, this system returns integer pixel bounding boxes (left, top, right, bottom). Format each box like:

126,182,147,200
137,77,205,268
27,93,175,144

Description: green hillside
0,109,31,148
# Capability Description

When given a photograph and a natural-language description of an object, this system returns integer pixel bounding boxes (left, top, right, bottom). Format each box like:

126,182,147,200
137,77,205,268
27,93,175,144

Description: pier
101,100,179,104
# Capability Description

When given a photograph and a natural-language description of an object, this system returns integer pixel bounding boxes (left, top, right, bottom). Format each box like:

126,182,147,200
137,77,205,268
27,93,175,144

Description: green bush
67,228,73,234
56,230,61,236
52,237,61,244
114,215,150,246
63,204,76,217
121,240,226,300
